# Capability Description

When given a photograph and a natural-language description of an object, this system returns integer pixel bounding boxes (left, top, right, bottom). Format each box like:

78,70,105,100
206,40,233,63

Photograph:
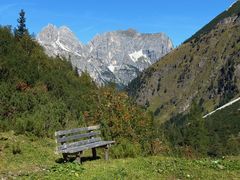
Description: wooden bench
55,125,115,163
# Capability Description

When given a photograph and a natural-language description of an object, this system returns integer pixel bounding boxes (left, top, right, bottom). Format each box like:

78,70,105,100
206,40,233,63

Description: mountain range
36,1,240,124
37,25,173,86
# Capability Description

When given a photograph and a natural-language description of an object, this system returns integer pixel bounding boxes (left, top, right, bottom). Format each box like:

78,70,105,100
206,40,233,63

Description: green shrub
111,138,142,158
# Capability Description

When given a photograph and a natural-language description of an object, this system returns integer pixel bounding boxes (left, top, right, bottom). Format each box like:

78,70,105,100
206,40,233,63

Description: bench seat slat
58,137,102,151
55,125,100,137
57,131,101,143
59,141,115,154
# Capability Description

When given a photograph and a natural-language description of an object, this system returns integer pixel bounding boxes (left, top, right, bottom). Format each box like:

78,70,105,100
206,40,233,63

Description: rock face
37,24,173,86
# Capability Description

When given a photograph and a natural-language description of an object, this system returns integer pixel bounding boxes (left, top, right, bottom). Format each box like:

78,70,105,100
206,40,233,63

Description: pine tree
186,102,209,155
15,9,28,39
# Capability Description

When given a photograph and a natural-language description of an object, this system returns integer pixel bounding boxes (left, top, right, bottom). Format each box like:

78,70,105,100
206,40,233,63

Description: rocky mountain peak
37,25,173,86
37,24,84,58
37,24,58,42
118,28,139,37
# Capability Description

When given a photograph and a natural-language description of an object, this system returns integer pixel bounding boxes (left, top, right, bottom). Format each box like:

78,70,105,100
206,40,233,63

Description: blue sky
0,0,236,46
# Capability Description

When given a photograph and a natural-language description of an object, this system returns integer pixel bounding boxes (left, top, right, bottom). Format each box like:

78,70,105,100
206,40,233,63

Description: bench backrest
55,125,101,151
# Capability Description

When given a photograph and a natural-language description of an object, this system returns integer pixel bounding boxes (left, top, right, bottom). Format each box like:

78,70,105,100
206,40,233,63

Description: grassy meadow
1,131,239,179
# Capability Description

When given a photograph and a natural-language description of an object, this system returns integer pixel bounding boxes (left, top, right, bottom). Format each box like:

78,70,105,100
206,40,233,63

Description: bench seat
59,140,115,154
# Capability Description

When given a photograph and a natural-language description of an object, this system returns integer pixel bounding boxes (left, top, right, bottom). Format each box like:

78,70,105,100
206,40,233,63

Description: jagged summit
37,24,84,58
37,25,173,86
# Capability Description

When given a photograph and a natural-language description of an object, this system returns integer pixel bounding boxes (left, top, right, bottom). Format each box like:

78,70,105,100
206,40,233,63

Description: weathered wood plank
57,131,101,143
55,125,100,136
55,125,115,162
57,137,101,151
59,141,115,154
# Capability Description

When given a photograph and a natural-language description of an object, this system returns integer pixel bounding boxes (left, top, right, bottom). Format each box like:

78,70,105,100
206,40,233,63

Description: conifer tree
15,9,28,39
186,102,209,154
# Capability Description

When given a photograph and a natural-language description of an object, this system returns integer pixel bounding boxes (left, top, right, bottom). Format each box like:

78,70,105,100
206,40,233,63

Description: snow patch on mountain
129,50,148,63
108,65,115,72
203,97,240,118
56,33,71,53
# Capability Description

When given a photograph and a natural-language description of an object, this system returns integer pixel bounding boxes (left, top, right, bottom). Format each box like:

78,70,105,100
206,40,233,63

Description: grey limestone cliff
37,24,173,86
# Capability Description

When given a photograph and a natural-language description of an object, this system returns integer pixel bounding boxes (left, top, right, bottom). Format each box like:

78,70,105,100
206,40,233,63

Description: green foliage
217,59,239,107
111,138,142,158
163,103,209,156
184,103,209,154
206,101,240,156
14,101,73,137
163,100,240,157
0,25,156,157
80,85,155,157
226,135,240,155
14,9,28,39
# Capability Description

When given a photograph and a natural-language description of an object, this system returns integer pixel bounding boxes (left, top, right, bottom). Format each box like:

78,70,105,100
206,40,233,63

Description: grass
0,131,58,178
28,156,240,180
0,131,240,179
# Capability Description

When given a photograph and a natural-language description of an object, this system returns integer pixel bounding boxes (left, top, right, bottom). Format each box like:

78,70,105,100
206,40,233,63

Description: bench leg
104,146,109,161
62,153,69,162
92,148,97,159
76,151,82,164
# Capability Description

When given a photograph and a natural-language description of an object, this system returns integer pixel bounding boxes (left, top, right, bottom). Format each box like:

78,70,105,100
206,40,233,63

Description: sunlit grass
1,131,239,179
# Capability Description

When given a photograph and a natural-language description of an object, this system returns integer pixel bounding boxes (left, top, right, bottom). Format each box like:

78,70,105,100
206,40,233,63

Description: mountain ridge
185,0,240,43
128,2,240,123
37,25,173,86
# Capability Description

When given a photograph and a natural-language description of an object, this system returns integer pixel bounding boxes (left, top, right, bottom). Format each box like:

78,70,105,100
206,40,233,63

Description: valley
0,1,240,179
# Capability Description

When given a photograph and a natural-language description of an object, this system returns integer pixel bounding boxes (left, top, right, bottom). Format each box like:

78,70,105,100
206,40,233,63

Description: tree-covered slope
0,25,156,157
128,8,240,123
163,99,240,156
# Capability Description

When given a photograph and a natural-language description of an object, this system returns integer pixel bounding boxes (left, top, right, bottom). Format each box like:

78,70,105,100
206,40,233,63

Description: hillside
0,25,155,157
128,2,240,123
163,98,240,156
186,0,240,43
